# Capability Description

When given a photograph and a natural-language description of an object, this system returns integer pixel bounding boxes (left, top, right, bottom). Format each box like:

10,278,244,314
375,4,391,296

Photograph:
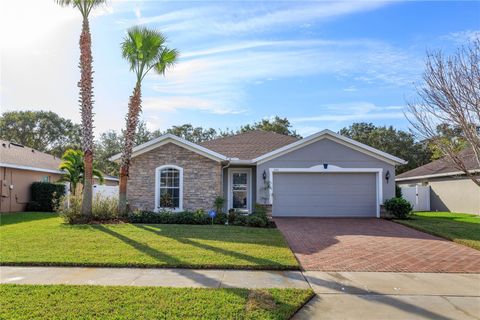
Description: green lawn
0,212,298,269
395,212,480,250
0,284,314,320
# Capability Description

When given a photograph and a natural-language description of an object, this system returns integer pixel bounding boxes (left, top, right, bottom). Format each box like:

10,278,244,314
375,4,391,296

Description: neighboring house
0,140,118,212
110,130,405,217
396,149,480,215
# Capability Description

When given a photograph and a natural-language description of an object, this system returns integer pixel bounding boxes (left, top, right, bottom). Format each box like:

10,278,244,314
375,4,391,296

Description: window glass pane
233,173,247,185
159,167,181,208
233,191,247,209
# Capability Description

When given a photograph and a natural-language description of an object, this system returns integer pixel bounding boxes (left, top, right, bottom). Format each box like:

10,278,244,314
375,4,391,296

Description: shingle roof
0,140,62,172
397,148,480,180
199,130,299,160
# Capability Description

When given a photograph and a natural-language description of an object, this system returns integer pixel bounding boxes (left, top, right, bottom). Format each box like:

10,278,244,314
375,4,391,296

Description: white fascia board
396,170,480,182
229,159,254,165
0,163,63,174
109,134,228,162
253,129,407,166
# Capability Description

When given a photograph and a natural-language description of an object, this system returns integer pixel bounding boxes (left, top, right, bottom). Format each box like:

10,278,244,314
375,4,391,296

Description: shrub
127,210,225,225
384,197,412,219
246,214,267,227
27,182,66,212
126,208,270,228
227,209,237,224
232,214,248,226
57,195,84,224
395,185,403,198
214,196,225,214
213,212,228,225
57,195,119,224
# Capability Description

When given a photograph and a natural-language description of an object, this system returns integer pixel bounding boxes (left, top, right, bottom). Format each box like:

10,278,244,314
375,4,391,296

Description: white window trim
227,168,252,213
269,165,383,218
155,165,184,212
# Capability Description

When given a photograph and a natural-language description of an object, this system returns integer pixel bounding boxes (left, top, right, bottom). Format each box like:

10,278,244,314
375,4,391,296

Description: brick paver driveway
275,218,480,272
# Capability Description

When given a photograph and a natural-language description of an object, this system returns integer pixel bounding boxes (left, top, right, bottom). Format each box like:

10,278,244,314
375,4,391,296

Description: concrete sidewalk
0,266,309,289
295,271,480,320
2,267,479,319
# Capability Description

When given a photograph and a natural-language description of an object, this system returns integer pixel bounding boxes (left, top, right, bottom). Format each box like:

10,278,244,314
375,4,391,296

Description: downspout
221,160,231,223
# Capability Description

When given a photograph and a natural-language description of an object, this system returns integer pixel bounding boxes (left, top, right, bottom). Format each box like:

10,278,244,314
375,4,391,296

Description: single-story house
110,130,406,217
396,149,480,215
0,140,118,212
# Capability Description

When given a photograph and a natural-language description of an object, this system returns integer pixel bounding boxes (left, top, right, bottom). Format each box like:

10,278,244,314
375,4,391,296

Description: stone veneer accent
128,142,222,211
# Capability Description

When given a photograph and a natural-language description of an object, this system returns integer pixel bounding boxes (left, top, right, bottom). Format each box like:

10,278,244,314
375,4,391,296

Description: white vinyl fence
93,184,119,198
401,185,430,211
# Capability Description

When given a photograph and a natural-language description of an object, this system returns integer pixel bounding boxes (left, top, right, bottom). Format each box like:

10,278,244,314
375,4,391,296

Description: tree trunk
119,84,142,215
78,18,95,218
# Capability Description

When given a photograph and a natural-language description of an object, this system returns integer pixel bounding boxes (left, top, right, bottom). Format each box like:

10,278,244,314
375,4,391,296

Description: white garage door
272,172,377,217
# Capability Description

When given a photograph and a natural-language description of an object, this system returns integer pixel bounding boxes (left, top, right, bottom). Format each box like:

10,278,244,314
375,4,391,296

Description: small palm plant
119,26,178,214
59,149,104,195
56,0,106,217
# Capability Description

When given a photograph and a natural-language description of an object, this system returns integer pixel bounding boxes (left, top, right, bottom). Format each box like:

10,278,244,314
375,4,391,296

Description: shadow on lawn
130,223,290,248
0,212,56,227
133,224,283,268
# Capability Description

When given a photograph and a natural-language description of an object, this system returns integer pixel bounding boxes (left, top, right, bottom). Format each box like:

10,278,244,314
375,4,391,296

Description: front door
229,169,251,212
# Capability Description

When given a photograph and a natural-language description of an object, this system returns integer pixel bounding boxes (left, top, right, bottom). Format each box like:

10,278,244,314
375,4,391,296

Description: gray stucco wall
256,138,396,204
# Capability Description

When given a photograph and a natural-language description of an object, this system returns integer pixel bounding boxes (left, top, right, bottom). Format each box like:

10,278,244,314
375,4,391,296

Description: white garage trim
269,165,383,218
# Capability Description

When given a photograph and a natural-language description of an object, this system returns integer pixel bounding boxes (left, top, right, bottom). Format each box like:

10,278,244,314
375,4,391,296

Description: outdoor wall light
385,170,390,183
323,163,328,169
262,170,267,180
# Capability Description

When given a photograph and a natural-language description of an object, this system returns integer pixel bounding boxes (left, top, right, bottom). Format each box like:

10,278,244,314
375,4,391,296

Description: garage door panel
272,172,376,217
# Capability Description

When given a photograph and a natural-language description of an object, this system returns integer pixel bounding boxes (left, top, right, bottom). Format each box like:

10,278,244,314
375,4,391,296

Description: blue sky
1,1,479,137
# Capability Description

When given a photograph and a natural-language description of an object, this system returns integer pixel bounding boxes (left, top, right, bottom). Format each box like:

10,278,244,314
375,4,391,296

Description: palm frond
92,168,105,184
121,26,174,81
154,48,179,76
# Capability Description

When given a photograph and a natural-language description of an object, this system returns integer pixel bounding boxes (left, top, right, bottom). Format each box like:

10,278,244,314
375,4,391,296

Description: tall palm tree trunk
79,17,95,218
119,83,142,214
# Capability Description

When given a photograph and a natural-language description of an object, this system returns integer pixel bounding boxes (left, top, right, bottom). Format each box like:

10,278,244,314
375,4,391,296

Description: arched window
155,165,183,211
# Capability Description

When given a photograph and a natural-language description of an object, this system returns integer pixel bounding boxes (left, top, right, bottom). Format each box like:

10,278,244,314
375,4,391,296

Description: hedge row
26,182,66,212
127,209,272,228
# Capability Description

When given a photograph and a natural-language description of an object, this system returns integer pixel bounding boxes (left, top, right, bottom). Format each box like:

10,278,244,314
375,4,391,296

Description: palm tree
119,26,178,214
59,149,104,195
56,0,105,218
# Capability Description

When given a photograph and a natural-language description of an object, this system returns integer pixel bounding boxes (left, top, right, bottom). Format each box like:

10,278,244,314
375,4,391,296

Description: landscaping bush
57,195,119,224
213,196,225,214
227,209,237,224
246,214,267,227
26,182,66,212
232,214,248,226
127,210,224,225
213,212,228,225
127,209,271,228
384,197,412,219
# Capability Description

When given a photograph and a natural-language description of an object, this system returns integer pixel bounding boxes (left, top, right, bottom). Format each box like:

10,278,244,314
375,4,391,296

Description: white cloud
291,102,405,123
126,1,391,36
343,86,358,92
145,39,421,115
441,30,480,44
143,96,246,115
134,6,142,19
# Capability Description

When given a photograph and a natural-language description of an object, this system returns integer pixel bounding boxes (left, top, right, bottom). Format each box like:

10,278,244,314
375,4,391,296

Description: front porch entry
227,168,252,213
